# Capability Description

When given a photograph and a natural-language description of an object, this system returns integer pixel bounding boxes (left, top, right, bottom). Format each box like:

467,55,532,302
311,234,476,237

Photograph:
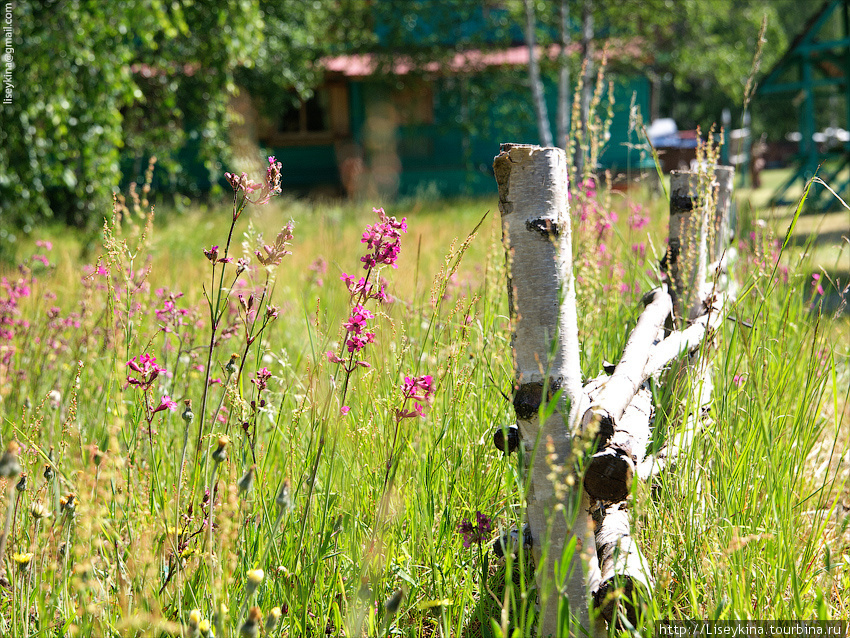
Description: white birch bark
668,170,710,324
710,165,735,264
592,502,653,625
494,144,592,636
585,289,672,425
581,289,670,501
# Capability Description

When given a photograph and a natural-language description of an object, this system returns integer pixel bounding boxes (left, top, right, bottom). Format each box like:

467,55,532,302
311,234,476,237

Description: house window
279,91,331,134
258,83,349,146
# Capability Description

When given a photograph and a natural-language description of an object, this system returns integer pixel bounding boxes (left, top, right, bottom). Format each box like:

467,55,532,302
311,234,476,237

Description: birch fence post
494,143,595,636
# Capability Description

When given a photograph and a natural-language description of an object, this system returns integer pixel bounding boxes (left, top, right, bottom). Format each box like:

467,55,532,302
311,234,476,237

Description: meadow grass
0,173,847,637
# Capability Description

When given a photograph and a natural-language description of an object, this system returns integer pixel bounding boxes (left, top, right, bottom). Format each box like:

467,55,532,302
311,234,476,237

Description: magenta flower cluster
342,304,376,355
397,374,435,418
224,156,283,207
0,277,31,365
252,367,272,392
628,202,650,231
340,273,389,303
360,208,407,270
127,353,165,390
457,511,492,548
326,208,404,375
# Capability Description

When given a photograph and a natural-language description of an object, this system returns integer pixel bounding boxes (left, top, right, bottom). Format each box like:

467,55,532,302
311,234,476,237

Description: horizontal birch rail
592,502,653,625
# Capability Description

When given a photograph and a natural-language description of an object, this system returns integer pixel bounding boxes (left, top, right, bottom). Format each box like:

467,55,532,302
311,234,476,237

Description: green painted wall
267,70,652,198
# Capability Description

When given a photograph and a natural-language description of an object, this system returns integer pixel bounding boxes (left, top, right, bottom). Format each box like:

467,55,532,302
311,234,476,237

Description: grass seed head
275,479,291,512
212,435,230,464
182,399,195,424
237,465,255,496
188,609,202,627
30,501,51,521
385,588,404,615
246,568,264,595
265,607,282,632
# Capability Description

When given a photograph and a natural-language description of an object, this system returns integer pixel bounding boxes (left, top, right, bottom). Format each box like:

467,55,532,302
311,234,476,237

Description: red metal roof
323,41,647,78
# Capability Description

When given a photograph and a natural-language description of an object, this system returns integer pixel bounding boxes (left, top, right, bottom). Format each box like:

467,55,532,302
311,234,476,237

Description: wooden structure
758,0,850,210
494,144,734,633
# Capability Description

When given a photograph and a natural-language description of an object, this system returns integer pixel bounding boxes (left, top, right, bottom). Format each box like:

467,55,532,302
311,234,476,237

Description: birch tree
522,0,554,147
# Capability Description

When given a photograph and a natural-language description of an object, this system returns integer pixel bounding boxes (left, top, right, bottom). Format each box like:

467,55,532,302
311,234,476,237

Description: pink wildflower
360,208,407,270
224,156,283,206
252,367,272,392
397,374,435,418
340,273,389,302
127,354,166,389
811,273,824,296
255,223,294,267
628,211,650,231
153,395,178,414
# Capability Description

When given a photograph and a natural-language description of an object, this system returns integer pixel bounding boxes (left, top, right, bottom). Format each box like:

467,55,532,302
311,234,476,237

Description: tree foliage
0,0,826,255
0,0,360,256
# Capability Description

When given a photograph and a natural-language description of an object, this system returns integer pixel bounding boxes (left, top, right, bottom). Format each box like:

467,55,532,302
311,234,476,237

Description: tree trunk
494,144,592,635
575,0,594,177
522,0,553,148
667,170,710,324
709,165,735,264
557,0,571,150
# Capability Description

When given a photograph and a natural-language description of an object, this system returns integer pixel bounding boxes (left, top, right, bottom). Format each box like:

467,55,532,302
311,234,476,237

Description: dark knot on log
512,378,562,421
580,407,616,447
525,217,560,238
670,193,694,212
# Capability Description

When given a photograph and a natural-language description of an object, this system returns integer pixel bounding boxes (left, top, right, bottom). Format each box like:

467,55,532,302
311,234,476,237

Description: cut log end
492,425,520,454
581,407,615,447
584,449,634,502
594,576,647,626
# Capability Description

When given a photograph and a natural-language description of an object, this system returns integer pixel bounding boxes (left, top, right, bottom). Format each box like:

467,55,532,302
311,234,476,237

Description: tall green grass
0,178,846,637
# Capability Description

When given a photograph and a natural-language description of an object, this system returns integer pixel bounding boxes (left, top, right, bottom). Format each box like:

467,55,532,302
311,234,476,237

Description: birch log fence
493,143,735,634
